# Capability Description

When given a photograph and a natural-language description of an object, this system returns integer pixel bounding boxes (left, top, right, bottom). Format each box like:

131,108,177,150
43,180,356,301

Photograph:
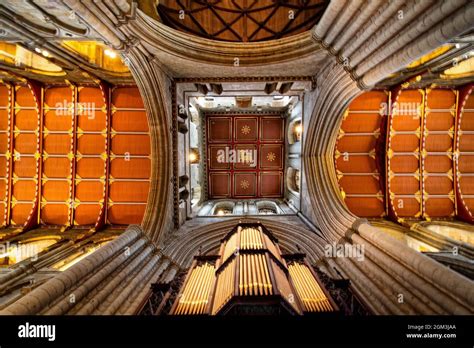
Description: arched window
212,201,235,216
287,167,300,195
288,119,302,144
256,201,280,215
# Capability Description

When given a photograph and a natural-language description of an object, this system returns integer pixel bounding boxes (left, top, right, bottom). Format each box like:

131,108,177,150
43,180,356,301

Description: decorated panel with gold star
207,114,284,199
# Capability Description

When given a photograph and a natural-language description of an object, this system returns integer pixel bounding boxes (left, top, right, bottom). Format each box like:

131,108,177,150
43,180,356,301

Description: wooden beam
454,83,474,223
22,79,42,232
69,84,78,228
93,81,111,232
5,83,14,226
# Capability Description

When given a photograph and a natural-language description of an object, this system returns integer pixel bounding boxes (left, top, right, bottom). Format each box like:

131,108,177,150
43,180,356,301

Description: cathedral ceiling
0,82,151,231
156,0,329,42
335,87,474,223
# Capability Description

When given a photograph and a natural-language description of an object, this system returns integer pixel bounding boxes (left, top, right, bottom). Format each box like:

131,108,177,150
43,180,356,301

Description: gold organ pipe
289,263,333,312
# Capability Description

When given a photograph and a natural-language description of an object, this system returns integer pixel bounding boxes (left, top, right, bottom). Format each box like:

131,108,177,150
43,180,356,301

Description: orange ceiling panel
107,205,146,225
344,197,384,217
74,204,101,225
425,112,454,131
15,110,39,130
335,156,377,173
424,198,454,217
43,158,71,178
112,110,148,132
335,91,386,218
0,83,150,228
75,181,104,202
348,91,387,111
338,175,380,194
78,111,107,131
112,87,144,108
336,88,472,221
341,113,382,132
42,180,70,201
76,157,106,178
110,158,151,179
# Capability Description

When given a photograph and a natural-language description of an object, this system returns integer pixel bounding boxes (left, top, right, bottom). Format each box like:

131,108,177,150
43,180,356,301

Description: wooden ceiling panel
209,172,231,198
112,87,144,108
78,87,106,107
458,134,474,151
341,113,382,132
339,175,381,194
458,154,474,172
335,156,377,173
77,134,106,155
11,203,34,225
78,111,107,132
15,110,39,130
110,158,151,179
44,87,72,106
12,180,36,200
235,117,258,142
107,205,145,225
424,134,453,152
392,114,420,131
208,117,232,143
424,155,452,173
336,135,377,153
424,176,454,195
44,111,73,131
109,181,149,202
75,181,104,202
425,112,454,131
76,158,105,178
260,117,284,142
426,89,456,109
0,83,150,228
41,204,69,225
390,155,418,173
260,144,283,170
111,135,150,155
391,176,419,195
42,180,70,201
74,204,101,225
14,133,38,153
157,0,328,42
112,111,148,132
0,110,9,129
459,177,474,195
390,134,419,152
0,157,6,177
345,197,385,217
234,172,257,197
424,198,454,217
13,157,37,177
43,134,72,154
15,86,37,107
259,172,283,197
0,134,8,153
349,91,387,111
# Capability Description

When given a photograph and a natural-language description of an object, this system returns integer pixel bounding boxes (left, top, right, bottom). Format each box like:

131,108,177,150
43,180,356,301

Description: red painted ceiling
207,114,284,199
